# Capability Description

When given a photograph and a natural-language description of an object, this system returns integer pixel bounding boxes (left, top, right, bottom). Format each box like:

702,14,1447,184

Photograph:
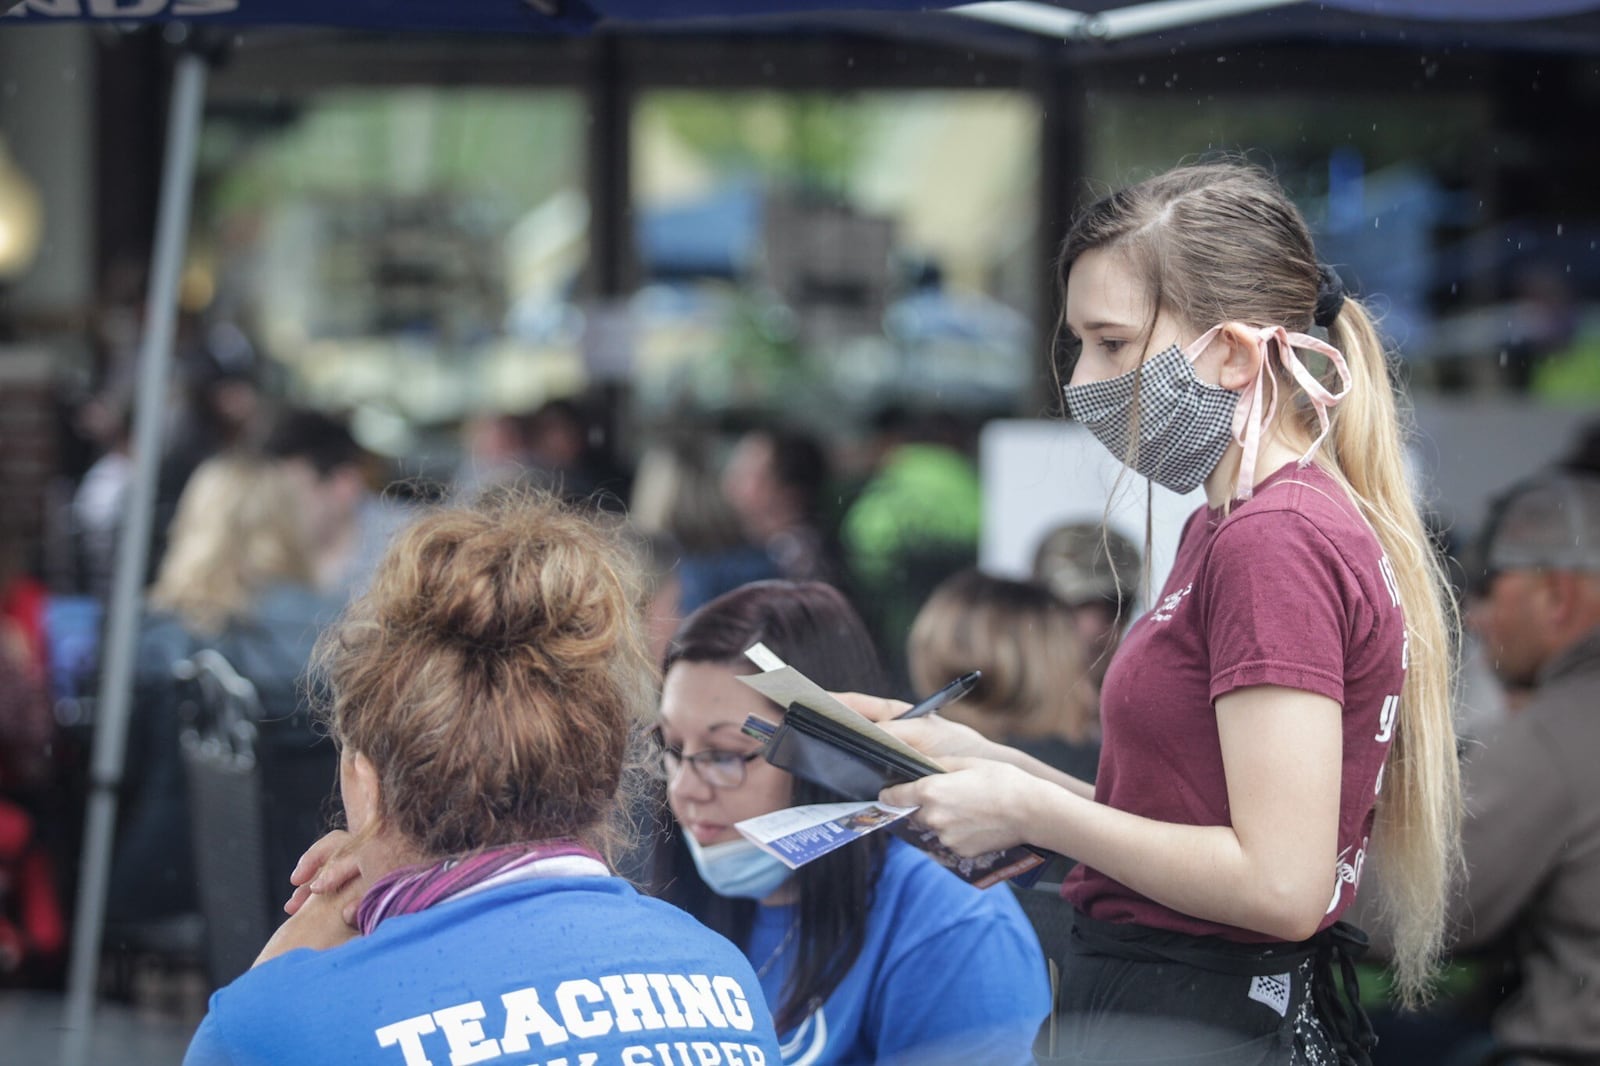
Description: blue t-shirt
185,876,783,1066
747,840,1049,1066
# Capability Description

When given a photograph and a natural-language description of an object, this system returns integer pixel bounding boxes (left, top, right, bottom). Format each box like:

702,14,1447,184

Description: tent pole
60,48,209,1066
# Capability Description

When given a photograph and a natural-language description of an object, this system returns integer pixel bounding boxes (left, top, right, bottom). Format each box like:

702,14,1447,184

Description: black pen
896,670,982,720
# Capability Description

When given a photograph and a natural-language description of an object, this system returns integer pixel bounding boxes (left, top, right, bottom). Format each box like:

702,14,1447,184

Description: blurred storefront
1,13,1599,544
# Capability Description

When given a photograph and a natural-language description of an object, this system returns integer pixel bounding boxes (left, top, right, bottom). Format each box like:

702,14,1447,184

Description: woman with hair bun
183,492,782,1066
845,163,1462,1065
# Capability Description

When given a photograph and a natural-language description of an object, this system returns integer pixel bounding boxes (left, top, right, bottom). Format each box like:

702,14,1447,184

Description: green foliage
641,92,868,192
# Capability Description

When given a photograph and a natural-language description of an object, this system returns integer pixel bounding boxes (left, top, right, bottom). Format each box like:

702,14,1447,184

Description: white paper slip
735,801,916,869
743,642,786,673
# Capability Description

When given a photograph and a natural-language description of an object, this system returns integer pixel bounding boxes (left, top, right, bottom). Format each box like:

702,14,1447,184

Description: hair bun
367,498,636,674
317,491,657,860
1314,264,1346,328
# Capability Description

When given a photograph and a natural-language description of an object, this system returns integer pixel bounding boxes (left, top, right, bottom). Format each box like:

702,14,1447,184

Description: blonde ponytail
1323,297,1463,1006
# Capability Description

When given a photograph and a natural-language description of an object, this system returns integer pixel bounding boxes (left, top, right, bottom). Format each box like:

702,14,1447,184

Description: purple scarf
356,841,609,935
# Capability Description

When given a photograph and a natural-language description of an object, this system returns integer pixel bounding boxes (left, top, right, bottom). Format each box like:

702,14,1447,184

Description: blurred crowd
2,320,1600,1065
1,326,1133,992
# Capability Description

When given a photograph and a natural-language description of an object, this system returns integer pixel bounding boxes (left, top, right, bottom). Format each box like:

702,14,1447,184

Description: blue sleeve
182,1013,236,1066
868,908,1050,1066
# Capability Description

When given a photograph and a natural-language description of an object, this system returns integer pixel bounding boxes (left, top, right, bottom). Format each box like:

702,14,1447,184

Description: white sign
978,419,1206,611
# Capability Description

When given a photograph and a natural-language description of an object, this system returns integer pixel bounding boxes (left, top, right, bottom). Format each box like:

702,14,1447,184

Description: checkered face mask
1063,326,1238,495
1064,323,1354,500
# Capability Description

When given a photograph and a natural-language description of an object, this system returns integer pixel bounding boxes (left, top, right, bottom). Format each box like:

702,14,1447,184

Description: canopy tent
2,1,1598,1062
2,0,954,32
10,0,1600,38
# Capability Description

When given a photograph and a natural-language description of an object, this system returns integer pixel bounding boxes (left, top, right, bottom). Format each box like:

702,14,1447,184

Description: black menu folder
737,643,1048,889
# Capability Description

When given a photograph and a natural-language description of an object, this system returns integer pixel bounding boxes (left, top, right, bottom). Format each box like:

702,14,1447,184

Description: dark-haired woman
183,493,781,1066
654,580,1048,1066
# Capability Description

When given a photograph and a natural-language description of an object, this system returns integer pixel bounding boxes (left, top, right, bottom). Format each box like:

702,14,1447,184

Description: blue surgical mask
684,834,794,901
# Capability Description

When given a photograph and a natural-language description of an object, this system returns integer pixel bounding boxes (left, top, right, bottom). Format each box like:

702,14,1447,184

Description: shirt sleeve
1448,721,1571,948
182,1012,237,1066
1201,511,1356,706
867,910,1050,1066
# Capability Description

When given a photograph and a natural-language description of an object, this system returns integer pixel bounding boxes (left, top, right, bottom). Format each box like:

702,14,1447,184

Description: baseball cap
1482,472,1600,575
1031,523,1141,607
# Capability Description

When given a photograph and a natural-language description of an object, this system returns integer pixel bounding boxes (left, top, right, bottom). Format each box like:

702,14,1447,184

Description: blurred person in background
631,436,777,614
453,399,611,506
1031,522,1142,709
69,393,133,605
0,511,64,980
1438,471,1600,1065
0,643,63,980
199,492,782,1066
839,407,982,691
654,580,1048,1066
110,454,337,924
627,528,685,670
908,568,1099,784
152,324,266,580
263,409,413,602
0,513,54,793
0,511,49,689
722,425,840,585
453,411,530,502
521,398,605,502
1558,416,1600,478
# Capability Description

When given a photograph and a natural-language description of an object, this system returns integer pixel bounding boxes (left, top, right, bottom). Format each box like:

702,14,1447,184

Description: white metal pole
60,48,208,1066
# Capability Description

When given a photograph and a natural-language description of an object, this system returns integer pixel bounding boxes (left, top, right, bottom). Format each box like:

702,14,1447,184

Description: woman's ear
1213,323,1265,391
339,750,383,837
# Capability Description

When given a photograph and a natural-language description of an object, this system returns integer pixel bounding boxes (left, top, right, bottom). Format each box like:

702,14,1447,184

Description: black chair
1012,886,1074,1061
1012,884,1075,971
175,650,339,989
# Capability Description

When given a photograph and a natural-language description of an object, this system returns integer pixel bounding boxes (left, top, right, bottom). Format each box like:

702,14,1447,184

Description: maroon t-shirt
1061,462,1406,942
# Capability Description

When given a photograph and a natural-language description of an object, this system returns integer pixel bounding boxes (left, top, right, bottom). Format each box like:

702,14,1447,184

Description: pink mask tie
1231,325,1352,501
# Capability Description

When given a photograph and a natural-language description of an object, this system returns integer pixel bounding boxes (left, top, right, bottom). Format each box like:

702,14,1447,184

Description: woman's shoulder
491,874,755,955
1227,464,1367,534
1208,465,1377,574
252,583,342,629
237,876,751,990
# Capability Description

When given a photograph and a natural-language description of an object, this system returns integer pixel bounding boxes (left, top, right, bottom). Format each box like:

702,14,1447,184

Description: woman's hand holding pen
831,691,1000,762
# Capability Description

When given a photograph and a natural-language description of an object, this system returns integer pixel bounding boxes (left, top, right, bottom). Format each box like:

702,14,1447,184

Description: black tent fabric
0,0,960,32
6,0,1600,33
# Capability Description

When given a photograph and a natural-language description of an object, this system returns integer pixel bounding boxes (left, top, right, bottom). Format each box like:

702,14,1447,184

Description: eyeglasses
653,732,761,790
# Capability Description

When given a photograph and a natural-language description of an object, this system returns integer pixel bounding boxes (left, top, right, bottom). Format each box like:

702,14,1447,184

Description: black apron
1035,910,1376,1066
